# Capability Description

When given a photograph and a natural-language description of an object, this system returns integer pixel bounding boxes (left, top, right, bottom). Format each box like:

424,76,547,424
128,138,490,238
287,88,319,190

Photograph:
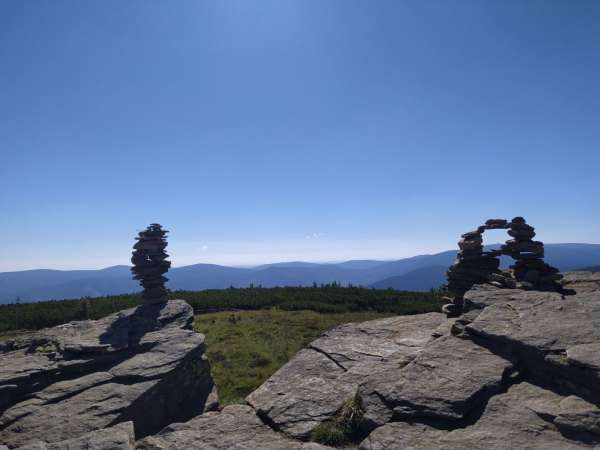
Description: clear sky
1,1,599,271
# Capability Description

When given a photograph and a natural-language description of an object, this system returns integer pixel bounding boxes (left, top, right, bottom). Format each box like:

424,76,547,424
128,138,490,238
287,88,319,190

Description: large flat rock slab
465,285,600,398
358,334,513,428
136,404,333,450
0,300,217,448
246,313,446,439
359,382,600,449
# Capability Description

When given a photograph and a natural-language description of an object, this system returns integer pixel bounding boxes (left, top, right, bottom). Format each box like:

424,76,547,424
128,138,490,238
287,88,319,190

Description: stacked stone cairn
443,217,563,317
131,223,171,305
502,217,563,291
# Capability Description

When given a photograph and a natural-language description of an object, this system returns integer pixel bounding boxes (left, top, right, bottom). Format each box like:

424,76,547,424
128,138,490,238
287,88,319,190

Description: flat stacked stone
131,223,171,305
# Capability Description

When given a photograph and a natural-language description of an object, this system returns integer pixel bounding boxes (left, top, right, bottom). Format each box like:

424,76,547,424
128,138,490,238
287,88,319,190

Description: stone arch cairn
443,217,564,317
131,223,171,305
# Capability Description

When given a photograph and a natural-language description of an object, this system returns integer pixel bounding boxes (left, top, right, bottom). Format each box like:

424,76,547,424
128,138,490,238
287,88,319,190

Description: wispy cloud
305,232,325,240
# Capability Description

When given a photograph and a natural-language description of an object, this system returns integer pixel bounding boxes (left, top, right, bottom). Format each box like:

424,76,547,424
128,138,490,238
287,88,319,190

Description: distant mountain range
1,243,599,304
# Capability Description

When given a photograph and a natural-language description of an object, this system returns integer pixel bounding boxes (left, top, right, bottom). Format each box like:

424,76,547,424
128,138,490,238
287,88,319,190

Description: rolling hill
370,266,448,291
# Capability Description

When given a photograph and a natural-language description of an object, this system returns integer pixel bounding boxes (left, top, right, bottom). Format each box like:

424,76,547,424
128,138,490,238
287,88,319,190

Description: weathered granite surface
465,284,600,401
0,300,217,449
246,313,446,439
358,334,514,427
359,382,600,449
14,421,135,450
354,273,600,449
563,271,600,293
136,405,333,450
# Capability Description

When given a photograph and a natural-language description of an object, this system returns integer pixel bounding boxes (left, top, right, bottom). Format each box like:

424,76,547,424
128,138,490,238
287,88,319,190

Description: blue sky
1,0,599,271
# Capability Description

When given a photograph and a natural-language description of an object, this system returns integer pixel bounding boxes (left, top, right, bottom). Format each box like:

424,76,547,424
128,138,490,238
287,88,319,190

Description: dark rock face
444,217,565,317
0,301,217,448
131,224,171,305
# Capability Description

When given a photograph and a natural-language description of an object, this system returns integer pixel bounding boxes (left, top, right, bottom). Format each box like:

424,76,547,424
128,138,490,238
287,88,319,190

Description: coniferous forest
0,285,444,334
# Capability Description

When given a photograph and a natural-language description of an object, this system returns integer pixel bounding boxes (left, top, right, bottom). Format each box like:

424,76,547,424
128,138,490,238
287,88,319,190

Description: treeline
0,294,143,333
0,285,445,333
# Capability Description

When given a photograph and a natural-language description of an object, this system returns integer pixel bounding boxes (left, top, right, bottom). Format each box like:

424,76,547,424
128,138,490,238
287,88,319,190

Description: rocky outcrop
242,272,600,449
3,271,599,449
246,313,446,439
463,284,600,401
0,300,217,449
353,273,600,449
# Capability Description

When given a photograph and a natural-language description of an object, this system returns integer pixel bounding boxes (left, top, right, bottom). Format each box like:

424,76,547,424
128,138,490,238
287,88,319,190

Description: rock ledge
0,300,217,449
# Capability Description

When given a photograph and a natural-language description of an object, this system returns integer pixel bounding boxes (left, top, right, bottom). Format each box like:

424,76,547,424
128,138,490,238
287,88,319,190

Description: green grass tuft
311,395,367,447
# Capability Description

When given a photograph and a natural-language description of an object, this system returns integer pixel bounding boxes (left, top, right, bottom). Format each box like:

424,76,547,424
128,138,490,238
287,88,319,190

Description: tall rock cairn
131,224,171,305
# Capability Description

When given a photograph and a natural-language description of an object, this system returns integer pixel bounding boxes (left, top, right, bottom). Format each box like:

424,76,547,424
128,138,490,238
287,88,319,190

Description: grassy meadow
194,309,398,405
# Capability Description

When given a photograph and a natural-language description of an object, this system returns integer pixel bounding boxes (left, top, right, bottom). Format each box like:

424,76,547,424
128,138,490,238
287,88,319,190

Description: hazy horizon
3,239,599,273
2,1,599,272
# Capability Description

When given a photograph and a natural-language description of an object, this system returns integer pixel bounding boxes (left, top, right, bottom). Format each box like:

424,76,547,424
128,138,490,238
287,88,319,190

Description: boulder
0,300,217,448
136,404,333,450
246,313,446,439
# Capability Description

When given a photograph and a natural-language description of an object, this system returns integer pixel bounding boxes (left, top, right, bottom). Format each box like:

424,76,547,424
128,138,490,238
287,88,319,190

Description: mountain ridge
1,243,599,303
